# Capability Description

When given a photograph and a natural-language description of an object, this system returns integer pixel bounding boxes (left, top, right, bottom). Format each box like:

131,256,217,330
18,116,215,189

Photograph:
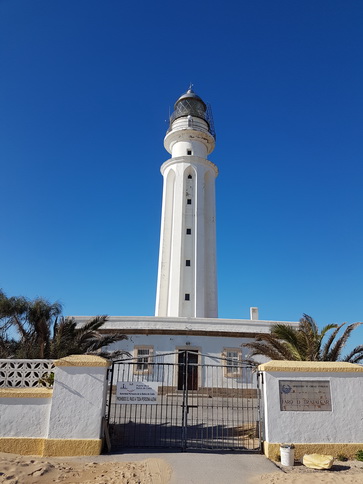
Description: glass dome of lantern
168,86,215,138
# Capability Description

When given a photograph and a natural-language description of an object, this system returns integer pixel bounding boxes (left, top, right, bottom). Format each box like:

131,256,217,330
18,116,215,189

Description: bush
355,450,363,462
336,454,348,462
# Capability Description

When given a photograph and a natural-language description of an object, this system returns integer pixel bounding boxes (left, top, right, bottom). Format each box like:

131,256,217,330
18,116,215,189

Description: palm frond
11,314,29,339
75,316,108,334
319,324,338,338
244,331,301,360
343,345,363,363
243,341,286,360
271,324,298,344
90,349,132,360
299,314,315,334
325,322,363,361
320,323,346,360
80,333,127,353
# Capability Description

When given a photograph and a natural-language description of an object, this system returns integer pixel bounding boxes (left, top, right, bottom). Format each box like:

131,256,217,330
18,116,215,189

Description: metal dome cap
174,87,207,111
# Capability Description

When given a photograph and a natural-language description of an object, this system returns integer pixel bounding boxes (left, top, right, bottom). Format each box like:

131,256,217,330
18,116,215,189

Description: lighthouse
155,87,218,318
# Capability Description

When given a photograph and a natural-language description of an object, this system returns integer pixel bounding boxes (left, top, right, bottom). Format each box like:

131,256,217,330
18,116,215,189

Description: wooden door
178,350,198,390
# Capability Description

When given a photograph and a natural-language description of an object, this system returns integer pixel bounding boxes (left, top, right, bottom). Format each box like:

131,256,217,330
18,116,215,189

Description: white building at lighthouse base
74,311,299,388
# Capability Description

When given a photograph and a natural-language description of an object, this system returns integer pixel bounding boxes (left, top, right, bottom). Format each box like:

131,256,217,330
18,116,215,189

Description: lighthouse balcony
169,116,211,135
168,104,216,139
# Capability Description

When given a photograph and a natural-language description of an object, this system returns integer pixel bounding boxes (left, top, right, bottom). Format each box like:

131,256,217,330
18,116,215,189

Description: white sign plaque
115,381,158,404
279,380,332,411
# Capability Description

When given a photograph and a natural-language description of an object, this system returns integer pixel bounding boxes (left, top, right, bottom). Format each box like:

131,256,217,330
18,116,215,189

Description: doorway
177,349,198,390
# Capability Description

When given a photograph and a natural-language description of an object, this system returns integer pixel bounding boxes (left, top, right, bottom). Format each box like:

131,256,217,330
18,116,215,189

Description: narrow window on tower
186,260,191,266
186,228,192,235
187,199,192,205
185,294,190,301
188,174,192,179
187,150,192,155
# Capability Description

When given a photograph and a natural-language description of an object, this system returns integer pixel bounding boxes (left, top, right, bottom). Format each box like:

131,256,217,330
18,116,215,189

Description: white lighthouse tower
155,87,218,318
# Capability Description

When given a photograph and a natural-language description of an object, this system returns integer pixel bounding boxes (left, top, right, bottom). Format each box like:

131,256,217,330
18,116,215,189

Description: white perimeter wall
0,398,51,438
262,370,363,444
0,356,110,443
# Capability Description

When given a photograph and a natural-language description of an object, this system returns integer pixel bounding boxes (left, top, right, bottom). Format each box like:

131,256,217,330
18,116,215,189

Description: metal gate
107,351,262,452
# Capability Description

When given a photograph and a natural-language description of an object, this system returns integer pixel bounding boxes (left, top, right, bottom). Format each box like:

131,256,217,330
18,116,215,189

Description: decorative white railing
0,359,54,388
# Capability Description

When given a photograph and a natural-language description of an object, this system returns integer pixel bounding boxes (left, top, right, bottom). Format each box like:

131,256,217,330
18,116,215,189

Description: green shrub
355,450,363,462
336,454,348,462
38,372,54,388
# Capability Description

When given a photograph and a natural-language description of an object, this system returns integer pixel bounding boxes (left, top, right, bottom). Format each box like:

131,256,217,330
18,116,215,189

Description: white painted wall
107,333,259,389
0,398,51,438
262,370,363,444
165,117,214,157
0,358,109,444
47,364,108,440
108,332,255,358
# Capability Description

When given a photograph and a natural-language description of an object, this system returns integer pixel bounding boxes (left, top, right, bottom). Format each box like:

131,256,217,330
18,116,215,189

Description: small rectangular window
186,260,191,266
223,348,242,377
134,346,153,374
185,294,190,301
187,199,192,205
187,150,192,155
186,228,191,235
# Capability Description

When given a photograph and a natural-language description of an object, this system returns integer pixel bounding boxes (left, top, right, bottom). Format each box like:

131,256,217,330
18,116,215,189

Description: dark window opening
187,150,192,155
185,294,190,301
187,199,192,205
186,228,191,235
186,260,191,266
188,174,192,179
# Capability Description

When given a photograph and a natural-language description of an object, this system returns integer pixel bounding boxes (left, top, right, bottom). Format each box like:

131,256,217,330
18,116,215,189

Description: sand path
0,453,171,484
0,452,363,484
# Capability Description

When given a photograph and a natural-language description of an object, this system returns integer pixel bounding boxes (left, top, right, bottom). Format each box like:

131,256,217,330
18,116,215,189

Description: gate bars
107,351,262,452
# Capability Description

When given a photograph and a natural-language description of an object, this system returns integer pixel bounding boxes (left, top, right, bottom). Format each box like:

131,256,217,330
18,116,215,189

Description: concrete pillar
44,354,110,456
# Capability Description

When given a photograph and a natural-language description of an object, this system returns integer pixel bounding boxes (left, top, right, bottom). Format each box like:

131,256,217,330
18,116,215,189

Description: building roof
73,315,299,338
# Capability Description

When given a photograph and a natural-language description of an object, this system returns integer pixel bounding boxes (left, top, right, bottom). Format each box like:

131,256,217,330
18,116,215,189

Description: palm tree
0,290,128,359
50,315,128,359
243,314,363,363
19,298,62,358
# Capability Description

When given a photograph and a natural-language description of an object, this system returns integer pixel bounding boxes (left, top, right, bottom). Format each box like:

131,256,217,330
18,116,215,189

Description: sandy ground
0,453,172,484
249,460,363,484
1,452,363,484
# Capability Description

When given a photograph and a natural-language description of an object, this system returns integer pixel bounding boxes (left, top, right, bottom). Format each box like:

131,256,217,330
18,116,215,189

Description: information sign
115,381,158,404
279,380,332,411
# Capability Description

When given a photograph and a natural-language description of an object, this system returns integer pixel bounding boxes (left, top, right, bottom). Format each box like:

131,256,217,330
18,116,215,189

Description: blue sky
1,1,362,354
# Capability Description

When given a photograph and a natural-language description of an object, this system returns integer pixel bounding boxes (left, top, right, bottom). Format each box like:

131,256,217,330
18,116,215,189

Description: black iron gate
107,351,262,452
